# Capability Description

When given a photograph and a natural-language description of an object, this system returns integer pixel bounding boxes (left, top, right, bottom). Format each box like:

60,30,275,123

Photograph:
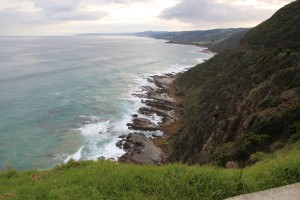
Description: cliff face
169,0,300,166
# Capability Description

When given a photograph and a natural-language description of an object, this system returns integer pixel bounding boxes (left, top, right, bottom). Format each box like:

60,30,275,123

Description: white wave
78,115,100,123
77,120,111,136
143,130,163,138
148,113,163,125
72,118,126,162
196,58,204,63
64,146,84,163
88,139,125,161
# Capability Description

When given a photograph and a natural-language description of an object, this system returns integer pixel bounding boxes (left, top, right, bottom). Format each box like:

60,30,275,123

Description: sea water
0,36,213,170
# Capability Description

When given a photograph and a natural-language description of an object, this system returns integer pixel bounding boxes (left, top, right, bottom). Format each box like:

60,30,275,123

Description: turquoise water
0,36,213,170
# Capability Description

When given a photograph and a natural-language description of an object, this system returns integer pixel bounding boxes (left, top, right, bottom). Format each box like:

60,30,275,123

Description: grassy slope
1,143,300,200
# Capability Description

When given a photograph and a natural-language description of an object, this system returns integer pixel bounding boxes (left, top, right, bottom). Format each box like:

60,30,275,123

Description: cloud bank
160,0,293,27
0,0,294,35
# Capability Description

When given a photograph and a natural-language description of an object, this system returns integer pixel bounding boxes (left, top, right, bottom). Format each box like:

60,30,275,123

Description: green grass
1,143,300,200
191,41,212,46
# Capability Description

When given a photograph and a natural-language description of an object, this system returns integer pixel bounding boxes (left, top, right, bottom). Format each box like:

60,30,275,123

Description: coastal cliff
168,0,300,166
1,2,300,199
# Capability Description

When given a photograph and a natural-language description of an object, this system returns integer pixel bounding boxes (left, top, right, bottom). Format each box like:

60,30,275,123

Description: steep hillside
240,0,300,51
208,30,249,53
168,0,300,166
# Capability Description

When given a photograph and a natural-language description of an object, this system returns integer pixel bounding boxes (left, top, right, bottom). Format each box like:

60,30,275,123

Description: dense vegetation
208,30,248,53
168,0,300,166
240,0,300,51
1,143,300,199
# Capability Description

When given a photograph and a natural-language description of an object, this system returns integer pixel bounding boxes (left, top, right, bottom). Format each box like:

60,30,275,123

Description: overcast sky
0,0,294,36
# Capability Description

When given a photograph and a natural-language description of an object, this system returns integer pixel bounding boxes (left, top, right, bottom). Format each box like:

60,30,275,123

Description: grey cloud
3,0,152,22
88,0,153,4
34,0,78,12
0,9,39,24
258,0,292,4
160,0,293,26
33,0,107,21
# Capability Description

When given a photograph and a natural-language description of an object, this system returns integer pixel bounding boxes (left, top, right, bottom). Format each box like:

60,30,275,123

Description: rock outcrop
127,118,159,131
118,133,166,165
117,73,178,165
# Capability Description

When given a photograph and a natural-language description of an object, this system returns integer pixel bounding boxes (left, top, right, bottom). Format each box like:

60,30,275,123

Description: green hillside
168,0,300,166
240,0,300,51
208,30,248,53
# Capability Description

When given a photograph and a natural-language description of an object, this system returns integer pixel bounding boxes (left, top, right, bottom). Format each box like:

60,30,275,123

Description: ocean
0,36,213,170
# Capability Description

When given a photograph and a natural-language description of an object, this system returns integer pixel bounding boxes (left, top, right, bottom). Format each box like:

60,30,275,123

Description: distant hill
76,28,250,53
137,28,249,51
168,0,300,166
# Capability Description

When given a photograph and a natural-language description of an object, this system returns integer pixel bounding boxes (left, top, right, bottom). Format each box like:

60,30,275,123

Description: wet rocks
128,74,179,132
117,73,178,165
116,140,123,149
118,134,127,139
152,75,176,89
143,99,174,111
118,133,165,165
127,118,159,131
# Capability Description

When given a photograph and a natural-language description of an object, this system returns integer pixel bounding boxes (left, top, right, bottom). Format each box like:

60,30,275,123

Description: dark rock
116,140,123,149
147,78,154,83
127,118,159,131
132,114,138,118
132,93,147,98
123,141,132,151
138,107,172,124
175,91,184,96
118,134,127,139
139,86,155,92
144,100,174,111
119,133,165,165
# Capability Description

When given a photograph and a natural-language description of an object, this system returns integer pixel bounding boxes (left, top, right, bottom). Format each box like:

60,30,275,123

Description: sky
0,0,294,36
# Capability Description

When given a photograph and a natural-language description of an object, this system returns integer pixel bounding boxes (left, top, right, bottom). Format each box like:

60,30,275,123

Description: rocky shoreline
115,73,183,165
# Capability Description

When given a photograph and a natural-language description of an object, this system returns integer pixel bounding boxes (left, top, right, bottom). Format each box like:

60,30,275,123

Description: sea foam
64,146,84,163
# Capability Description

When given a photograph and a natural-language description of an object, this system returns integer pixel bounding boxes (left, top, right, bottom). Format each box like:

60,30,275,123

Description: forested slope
169,0,300,166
